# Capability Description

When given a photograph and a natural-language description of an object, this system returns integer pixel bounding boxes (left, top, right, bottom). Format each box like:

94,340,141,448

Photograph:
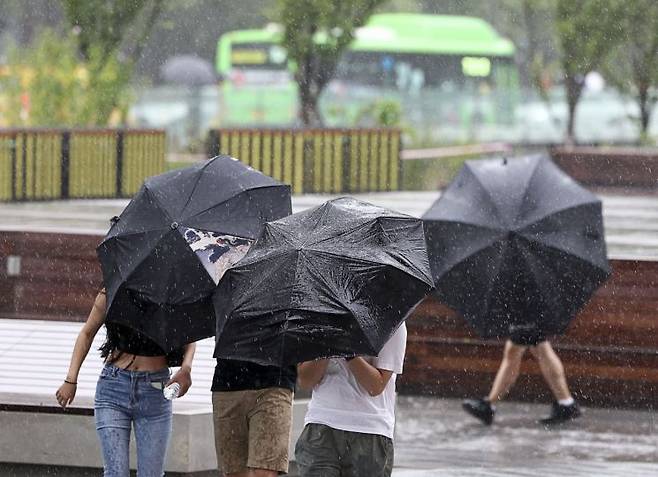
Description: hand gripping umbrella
97,155,291,352
422,155,610,339
212,197,435,367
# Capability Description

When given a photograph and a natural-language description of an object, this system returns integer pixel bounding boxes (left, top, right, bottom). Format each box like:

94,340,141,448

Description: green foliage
0,29,132,127
556,0,626,141
603,0,658,139
354,100,403,127
60,0,163,125
278,0,386,126
402,156,469,191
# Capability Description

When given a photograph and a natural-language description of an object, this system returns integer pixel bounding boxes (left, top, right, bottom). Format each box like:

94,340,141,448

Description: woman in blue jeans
55,289,196,477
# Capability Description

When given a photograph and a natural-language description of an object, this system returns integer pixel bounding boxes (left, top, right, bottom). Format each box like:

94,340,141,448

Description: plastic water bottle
163,382,181,400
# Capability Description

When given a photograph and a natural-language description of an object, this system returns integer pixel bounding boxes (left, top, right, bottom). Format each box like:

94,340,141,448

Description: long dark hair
97,287,184,366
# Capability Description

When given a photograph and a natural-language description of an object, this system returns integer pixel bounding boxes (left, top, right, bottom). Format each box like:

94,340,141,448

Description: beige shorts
212,387,293,474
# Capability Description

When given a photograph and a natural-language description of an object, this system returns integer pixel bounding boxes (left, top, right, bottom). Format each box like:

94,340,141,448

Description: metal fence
0,129,165,201
207,128,402,194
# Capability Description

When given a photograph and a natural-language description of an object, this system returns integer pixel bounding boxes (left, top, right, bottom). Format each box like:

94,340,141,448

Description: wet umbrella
97,155,291,352
422,155,610,339
212,197,435,367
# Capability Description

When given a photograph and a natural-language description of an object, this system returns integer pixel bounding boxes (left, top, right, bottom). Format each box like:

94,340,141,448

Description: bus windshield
335,52,511,93
229,42,288,71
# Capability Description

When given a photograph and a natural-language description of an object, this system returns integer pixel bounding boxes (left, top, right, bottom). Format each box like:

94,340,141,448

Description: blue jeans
94,364,172,477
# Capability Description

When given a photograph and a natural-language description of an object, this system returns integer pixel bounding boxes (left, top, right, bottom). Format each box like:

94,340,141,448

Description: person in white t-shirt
294,323,407,477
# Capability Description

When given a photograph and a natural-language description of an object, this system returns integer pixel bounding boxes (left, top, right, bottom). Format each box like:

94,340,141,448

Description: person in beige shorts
211,358,297,476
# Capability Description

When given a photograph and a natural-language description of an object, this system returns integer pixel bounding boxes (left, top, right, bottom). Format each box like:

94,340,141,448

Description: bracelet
64,379,77,385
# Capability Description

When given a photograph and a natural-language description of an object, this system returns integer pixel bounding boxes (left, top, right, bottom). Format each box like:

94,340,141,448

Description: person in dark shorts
462,324,581,426
295,323,407,477
211,359,296,476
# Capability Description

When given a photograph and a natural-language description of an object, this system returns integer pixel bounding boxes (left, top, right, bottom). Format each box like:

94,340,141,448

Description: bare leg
530,341,572,401
487,340,527,403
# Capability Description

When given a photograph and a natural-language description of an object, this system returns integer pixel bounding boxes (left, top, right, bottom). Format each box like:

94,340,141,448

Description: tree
604,1,658,141
59,0,165,124
555,0,626,144
278,0,386,126
0,30,84,126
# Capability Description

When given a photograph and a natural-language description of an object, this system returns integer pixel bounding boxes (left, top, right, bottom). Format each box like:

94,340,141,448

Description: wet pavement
392,396,658,476
3,319,657,476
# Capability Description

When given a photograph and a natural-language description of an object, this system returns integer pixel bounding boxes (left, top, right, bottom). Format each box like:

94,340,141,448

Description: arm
55,291,106,408
346,358,394,397
297,359,330,391
167,342,196,397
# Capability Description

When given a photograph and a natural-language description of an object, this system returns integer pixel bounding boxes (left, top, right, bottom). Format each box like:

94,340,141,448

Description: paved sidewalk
392,396,658,476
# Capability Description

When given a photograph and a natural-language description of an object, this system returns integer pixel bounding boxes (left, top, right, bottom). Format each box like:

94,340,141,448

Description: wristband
64,379,77,385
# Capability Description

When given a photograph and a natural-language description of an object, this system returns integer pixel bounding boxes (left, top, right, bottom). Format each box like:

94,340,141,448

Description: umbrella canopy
423,155,610,339
160,55,217,86
97,155,291,352
213,197,435,367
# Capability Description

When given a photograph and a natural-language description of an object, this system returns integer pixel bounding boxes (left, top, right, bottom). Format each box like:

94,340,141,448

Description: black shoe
462,398,494,425
540,401,581,425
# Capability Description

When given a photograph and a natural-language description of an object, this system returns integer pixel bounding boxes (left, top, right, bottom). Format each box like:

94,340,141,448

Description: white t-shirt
304,323,407,439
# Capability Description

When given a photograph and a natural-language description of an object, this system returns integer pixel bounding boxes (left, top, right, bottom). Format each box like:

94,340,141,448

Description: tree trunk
300,93,322,127
298,75,322,127
638,84,651,139
565,75,583,146
296,56,322,128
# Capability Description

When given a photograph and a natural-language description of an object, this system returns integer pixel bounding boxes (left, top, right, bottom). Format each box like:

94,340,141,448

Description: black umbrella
212,197,435,366
422,155,610,339
97,155,291,352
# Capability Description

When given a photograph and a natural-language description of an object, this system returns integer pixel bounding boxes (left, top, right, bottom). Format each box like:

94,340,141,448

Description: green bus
216,13,519,141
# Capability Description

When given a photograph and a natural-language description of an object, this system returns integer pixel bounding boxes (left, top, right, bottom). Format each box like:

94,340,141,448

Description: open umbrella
160,55,217,86
97,155,291,352
213,197,435,367
422,155,610,338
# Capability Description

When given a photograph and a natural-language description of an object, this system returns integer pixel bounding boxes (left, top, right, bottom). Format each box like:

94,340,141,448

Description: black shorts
510,329,545,346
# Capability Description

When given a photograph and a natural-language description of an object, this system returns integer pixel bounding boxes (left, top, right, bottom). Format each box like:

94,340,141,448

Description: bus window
230,42,288,70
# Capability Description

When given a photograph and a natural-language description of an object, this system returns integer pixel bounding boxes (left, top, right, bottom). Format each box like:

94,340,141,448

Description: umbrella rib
515,232,610,273
513,240,570,322
375,219,434,284
182,184,287,227
515,157,542,225
179,160,214,217
517,200,602,233
143,184,174,223
306,216,403,248
430,233,506,278
100,230,169,290
101,228,167,243
428,217,507,234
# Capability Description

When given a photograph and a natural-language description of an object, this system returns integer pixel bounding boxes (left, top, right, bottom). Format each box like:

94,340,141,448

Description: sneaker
539,401,581,425
462,398,495,425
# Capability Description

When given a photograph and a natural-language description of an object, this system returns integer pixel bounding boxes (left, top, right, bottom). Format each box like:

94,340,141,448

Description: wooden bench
551,147,658,189
2,230,657,408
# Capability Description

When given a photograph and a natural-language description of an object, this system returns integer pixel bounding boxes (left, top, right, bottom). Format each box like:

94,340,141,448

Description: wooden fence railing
206,128,402,194
0,129,166,201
